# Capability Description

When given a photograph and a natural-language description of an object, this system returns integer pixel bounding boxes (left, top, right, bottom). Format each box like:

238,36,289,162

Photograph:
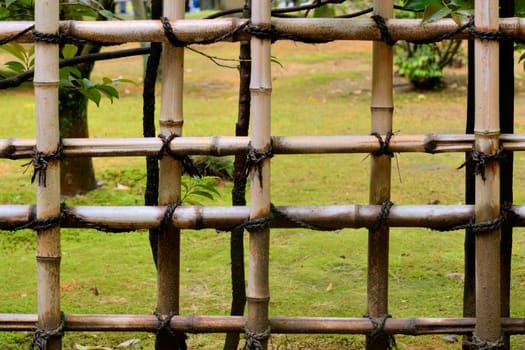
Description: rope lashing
244,141,273,187
161,16,250,46
243,326,271,350
369,200,394,232
458,145,506,182
158,133,201,178
153,310,188,349
464,333,505,350
372,15,524,45
364,314,397,350
158,202,179,233
30,312,65,350
0,25,34,45
32,29,119,46
371,131,394,157
435,202,515,233
371,15,396,46
270,204,341,231
23,142,63,187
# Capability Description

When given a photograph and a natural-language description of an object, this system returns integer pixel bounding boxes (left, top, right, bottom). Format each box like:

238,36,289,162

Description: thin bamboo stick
474,0,502,344
5,18,525,44
3,313,525,335
155,0,185,348
246,1,272,349
367,1,393,349
34,0,62,349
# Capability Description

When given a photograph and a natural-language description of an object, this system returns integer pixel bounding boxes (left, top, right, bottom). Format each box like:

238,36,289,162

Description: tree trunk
59,88,97,196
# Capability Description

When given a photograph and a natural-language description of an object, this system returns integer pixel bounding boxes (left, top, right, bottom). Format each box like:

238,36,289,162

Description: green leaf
96,84,119,102
98,9,114,19
61,44,78,59
0,43,26,62
516,0,525,17
403,0,439,11
81,78,97,90
188,190,215,201
81,88,101,106
4,61,25,73
0,7,10,19
422,3,452,24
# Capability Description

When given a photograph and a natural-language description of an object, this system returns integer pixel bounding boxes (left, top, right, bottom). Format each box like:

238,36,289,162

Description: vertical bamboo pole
156,0,185,348
474,0,501,344
35,0,61,349
367,1,393,349
246,1,272,349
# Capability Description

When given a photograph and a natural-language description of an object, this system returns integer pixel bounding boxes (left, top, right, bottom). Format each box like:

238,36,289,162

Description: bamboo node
22,141,63,187
30,311,64,350
158,134,201,178
364,314,397,350
243,325,271,350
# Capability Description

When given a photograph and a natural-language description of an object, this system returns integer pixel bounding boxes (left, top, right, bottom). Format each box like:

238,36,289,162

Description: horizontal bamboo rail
2,314,525,335
3,18,525,44
1,204,524,231
1,134,525,159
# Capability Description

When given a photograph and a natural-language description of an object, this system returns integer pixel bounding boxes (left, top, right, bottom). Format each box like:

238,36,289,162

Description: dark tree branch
0,46,151,89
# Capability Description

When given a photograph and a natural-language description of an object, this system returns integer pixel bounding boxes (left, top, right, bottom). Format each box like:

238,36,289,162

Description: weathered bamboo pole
33,0,62,349
6,18,525,44
6,133,525,159
474,0,502,345
246,1,272,349
367,1,393,349
3,313,525,335
154,0,186,348
4,203,525,231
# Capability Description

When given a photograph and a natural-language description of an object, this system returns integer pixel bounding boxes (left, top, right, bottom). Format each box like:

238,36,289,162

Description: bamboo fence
366,1,393,349
0,1,524,349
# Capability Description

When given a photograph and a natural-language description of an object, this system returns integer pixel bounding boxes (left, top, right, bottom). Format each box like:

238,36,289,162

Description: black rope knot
245,141,273,187
370,200,394,232
243,326,271,350
153,310,188,350
158,202,179,233
161,17,186,47
465,333,505,349
158,133,201,178
459,145,506,181
371,132,394,157
30,312,65,350
365,313,396,350
371,15,396,46
23,142,63,187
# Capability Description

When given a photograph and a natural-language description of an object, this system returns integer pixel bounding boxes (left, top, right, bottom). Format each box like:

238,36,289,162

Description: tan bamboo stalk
246,1,272,349
367,1,393,350
33,0,62,349
5,133,525,158
3,313,525,335
474,1,502,344
6,18,525,44
155,0,185,348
